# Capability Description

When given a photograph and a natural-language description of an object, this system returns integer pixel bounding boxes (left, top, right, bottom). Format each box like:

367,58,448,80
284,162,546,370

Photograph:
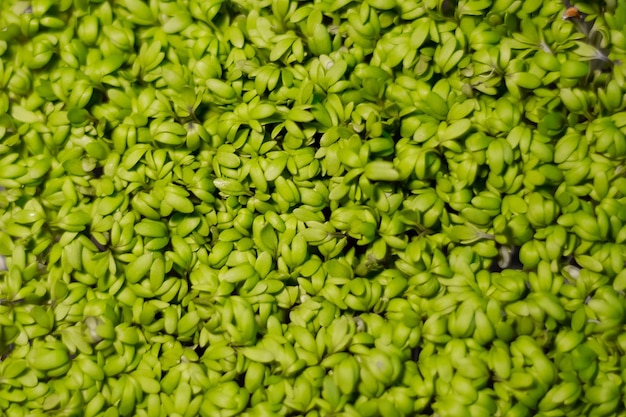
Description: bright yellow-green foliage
1,0,626,416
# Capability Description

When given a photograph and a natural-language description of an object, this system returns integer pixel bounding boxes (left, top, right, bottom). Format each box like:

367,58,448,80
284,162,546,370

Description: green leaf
67,107,90,125
270,36,295,62
99,55,126,76
440,119,472,142
561,60,590,78
509,72,541,89
11,105,41,124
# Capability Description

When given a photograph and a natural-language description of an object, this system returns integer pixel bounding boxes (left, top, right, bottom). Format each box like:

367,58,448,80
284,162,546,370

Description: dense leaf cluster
1,0,626,416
